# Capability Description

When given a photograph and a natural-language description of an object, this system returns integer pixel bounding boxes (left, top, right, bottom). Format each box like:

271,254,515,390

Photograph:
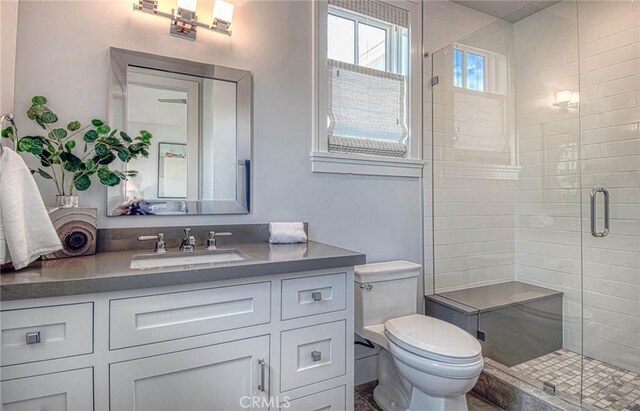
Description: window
327,10,394,72
453,48,486,92
313,0,422,177
452,44,507,96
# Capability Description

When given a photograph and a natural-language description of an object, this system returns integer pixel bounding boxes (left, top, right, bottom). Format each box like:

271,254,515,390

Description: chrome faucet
137,233,167,254
179,228,196,252
206,231,232,250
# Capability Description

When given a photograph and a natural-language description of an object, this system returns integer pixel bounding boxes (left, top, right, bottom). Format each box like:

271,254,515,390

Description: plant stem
49,163,63,196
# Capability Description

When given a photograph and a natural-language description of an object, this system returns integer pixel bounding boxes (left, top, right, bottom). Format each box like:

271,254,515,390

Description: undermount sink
130,249,248,269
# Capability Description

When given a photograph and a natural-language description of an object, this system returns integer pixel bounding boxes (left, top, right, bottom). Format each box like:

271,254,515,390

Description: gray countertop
0,241,366,301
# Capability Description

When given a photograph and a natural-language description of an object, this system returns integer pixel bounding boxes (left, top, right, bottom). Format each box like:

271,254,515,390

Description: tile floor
511,349,640,410
354,380,503,411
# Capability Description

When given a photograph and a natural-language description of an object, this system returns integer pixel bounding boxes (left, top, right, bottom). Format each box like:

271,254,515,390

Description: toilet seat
384,314,482,365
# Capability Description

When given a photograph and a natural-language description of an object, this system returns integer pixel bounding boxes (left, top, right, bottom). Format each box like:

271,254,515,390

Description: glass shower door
577,1,640,409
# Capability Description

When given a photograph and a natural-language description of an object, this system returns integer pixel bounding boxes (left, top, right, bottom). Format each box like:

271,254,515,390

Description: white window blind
326,0,409,158
328,59,408,157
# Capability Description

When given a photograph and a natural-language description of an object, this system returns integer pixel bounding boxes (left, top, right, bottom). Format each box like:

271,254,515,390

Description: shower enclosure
425,1,639,409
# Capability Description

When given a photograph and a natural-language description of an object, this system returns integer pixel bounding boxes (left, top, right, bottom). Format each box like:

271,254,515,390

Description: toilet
355,261,483,411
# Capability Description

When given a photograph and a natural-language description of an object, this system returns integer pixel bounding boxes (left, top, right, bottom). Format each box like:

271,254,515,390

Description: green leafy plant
1,96,152,196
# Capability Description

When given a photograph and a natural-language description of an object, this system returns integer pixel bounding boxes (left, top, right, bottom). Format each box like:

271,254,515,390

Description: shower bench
425,281,563,367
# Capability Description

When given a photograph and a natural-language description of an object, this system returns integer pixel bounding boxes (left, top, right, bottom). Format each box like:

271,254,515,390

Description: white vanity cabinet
0,267,355,411
110,335,270,411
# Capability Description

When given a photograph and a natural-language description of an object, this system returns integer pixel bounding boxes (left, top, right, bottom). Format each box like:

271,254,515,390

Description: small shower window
453,47,485,92
453,49,463,88
466,52,485,91
452,43,507,95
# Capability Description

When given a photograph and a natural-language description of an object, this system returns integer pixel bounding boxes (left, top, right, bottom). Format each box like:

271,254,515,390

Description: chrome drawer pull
311,351,322,362
258,359,266,392
311,291,322,302
25,331,41,345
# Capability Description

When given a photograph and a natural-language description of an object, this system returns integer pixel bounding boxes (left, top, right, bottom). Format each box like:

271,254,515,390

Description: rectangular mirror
107,48,252,216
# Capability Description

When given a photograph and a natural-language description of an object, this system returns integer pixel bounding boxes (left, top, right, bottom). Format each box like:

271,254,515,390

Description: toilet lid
384,314,482,361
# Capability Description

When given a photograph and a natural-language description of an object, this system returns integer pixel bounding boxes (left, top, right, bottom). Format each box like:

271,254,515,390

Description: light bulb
555,90,571,104
213,0,234,23
177,0,197,12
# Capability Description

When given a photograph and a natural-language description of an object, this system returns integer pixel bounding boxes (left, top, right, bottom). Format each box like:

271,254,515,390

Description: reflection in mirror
107,48,251,216
158,143,187,198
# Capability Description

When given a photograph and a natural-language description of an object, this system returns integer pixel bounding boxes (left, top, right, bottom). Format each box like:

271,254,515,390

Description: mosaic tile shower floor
511,349,640,410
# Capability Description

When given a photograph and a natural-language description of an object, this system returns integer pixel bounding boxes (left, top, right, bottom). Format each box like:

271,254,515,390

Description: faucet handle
207,231,232,249
137,233,167,254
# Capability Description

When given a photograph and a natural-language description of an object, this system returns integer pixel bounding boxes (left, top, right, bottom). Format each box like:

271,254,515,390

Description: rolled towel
0,147,62,269
269,222,307,244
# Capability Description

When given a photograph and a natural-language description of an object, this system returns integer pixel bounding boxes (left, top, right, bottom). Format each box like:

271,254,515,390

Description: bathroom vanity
0,239,365,411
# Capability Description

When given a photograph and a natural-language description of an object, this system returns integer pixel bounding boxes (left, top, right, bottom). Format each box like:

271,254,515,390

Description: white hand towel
269,222,307,244
0,148,62,270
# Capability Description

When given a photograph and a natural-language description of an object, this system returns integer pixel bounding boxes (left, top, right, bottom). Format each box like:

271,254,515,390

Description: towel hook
0,113,17,156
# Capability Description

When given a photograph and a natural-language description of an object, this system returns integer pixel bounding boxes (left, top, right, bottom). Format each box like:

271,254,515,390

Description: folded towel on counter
0,148,62,270
269,222,307,244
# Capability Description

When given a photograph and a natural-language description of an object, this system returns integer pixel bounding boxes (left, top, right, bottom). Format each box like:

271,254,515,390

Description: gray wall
12,0,423,265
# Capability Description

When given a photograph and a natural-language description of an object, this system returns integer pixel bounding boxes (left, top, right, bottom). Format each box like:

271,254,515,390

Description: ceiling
450,1,560,23
128,84,187,127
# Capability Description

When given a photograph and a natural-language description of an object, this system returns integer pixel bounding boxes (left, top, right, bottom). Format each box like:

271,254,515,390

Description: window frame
311,0,423,178
453,43,507,96
453,45,487,92
328,7,398,72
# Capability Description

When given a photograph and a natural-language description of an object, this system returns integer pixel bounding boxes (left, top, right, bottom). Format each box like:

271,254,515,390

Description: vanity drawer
281,273,346,320
110,281,271,349
280,321,346,392
283,386,346,411
1,303,93,366
1,367,94,411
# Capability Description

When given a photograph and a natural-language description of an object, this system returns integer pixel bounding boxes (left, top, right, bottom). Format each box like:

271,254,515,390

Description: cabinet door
110,335,270,411
1,368,93,411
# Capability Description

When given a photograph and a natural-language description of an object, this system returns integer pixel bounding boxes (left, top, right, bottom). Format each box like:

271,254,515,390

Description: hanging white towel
0,148,62,270
269,222,307,244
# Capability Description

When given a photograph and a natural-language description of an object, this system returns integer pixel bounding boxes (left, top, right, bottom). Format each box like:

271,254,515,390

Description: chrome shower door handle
590,187,610,238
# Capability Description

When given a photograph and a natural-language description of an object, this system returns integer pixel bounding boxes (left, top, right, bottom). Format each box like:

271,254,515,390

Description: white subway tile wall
423,2,501,294
513,0,639,373
424,1,510,294
433,19,519,293
512,0,585,366
577,0,639,373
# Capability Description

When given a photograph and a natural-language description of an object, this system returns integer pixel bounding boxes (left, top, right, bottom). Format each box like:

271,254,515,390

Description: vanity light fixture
133,0,234,40
554,90,579,109
171,0,198,41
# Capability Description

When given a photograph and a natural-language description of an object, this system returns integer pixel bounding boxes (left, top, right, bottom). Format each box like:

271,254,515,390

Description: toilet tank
354,261,422,332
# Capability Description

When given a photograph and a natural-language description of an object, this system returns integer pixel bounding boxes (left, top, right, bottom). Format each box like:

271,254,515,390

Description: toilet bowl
355,261,483,411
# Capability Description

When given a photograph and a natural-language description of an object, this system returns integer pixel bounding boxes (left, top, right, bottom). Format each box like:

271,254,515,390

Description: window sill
437,161,521,180
310,151,424,178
